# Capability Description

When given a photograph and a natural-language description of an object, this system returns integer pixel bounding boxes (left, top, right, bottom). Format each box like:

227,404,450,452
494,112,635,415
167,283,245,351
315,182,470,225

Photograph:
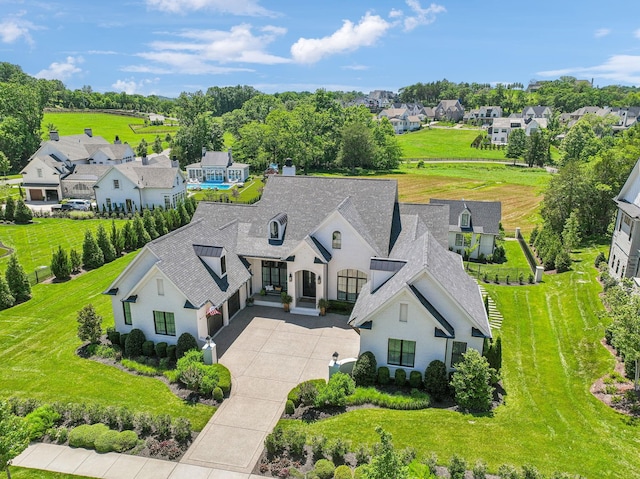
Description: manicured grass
12,469,94,479
189,178,264,203
0,218,128,275
377,163,551,234
43,112,178,152
284,245,635,478
464,240,533,282
0,253,214,431
397,128,507,160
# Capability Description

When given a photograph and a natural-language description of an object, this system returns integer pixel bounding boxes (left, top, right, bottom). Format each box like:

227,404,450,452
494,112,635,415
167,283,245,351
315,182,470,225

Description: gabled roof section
335,196,383,256
370,258,406,272
308,236,332,262
408,285,454,337
398,203,449,248
616,158,640,212
201,150,232,167
430,198,501,235
95,162,183,190
193,245,224,257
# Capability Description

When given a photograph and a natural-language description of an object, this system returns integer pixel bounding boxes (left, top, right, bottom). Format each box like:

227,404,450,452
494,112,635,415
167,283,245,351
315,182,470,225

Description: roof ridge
149,217,204,245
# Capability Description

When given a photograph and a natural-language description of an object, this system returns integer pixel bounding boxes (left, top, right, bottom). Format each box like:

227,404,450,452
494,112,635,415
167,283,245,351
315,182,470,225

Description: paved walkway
13,307,360,478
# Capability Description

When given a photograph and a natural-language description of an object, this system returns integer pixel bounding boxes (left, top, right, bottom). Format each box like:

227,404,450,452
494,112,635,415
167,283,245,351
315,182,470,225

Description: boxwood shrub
25,405,61,440
119,333,128,349
176,332,198,359
94,429,138,453
166,344,177,361
394,368,407,387
377,366,390,385
352,351,377,387
69,423,110,449
288,379,326,407
142,340,155,357
409,370,423,388
155,342,168,358
212,363,231,394
334,465,353,479
125,329,146,358
314,459,336,479
285,399,295,415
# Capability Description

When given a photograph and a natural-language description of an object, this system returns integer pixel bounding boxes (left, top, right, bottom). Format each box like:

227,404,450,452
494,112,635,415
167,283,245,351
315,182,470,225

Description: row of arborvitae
51,199,197,280
0,197,33,224
4,396,194,462
0,254,31,310
261,424,584,479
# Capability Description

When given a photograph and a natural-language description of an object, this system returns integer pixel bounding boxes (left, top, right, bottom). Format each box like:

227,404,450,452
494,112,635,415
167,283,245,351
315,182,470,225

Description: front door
302,271,316,298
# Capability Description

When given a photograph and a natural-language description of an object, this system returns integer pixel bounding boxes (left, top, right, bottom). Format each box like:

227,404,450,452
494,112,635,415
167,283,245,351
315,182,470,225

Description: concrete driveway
180,306,360,474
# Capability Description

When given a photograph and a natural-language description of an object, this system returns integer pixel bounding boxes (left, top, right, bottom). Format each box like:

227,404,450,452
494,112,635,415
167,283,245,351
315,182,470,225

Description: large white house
429,199,502,260
489,117,548,145
106,175,491,371
609,158,640,280
186,148,249,184
93,155,187,212
21,129,135,201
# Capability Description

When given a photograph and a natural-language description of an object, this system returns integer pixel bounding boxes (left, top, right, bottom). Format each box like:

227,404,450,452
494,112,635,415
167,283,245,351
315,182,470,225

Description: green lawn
464,240,533,282
12,469,94,479
398,128,507,160
0,218,129,276
0,253,214,431
42,112,178,152
282,245,635,478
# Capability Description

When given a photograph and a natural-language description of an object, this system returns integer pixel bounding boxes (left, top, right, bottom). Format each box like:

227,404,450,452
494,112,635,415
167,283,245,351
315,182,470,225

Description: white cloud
127,23,289,74
402,0,445,32
88,50,117,55
594,28,610,38
537,55,640,85
342,64,369,71
34,56,83,81
635,29,640,39
291,13,391,64
111,78,157,94
389,9,403,19
0,12,40,45
145,0,274,16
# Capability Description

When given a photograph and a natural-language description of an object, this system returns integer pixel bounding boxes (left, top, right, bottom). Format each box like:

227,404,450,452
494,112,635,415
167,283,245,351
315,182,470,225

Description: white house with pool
105,174,491,372
186,148,250,187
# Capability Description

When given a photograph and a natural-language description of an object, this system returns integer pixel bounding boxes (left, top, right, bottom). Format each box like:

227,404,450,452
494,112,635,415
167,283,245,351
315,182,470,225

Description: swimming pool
187,181,234,190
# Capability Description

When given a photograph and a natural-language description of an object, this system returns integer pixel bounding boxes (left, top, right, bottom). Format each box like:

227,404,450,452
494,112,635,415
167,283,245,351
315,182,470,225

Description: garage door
29,189,43,201
207,313,223,337
228,290,241,319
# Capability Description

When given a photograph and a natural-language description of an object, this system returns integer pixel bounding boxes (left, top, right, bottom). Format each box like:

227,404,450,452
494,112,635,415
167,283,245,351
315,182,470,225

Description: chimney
171,155,179,168
84,128,93,137
282,158,296,177
142,154,149,166
202,147,207,158
49,131,59,141
227,147,233,166
114,135,121,145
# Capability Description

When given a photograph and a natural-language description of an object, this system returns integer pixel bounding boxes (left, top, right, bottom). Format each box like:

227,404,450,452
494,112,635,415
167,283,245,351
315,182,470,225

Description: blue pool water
187,181,233,190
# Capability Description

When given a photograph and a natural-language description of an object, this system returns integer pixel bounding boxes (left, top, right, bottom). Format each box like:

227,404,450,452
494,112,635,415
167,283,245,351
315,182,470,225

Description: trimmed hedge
314,459,336,479
176,332,198,359
166,344,177,361
285,399,295,415
155,342,168,358
142,340,155,357
345,387,430,410
288,379,327,407
69,423,110,449
409,370,423,389
334,465,353,479
125,329,146,358
394,368,407,387
352,351,377,387
212,363,231,394
377,366,390,385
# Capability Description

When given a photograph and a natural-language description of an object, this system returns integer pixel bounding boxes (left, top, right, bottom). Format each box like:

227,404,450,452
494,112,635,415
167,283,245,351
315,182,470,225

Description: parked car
51,203,74,211
66,199,91,211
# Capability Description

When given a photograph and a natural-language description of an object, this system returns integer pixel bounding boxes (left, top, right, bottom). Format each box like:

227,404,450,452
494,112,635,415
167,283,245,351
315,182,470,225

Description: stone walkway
13,307,360,478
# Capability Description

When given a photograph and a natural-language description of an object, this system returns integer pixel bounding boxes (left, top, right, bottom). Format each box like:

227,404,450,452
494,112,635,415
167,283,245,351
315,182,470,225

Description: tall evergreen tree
96,224,116,263
13,199,32,224
0,276,14,310
153,208,168,236
121,221,137,251
142,209,159,239
76,304,102,344
110,220,124,256
82,230,104,270
132,214,151,248
4,197,15,222
5,255,30,302
69,248,82,273
50,246,71,280
177,202,189,226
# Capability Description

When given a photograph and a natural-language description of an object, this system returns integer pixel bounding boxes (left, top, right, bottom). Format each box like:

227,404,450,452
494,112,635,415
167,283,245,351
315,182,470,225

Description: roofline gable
310,208,378,257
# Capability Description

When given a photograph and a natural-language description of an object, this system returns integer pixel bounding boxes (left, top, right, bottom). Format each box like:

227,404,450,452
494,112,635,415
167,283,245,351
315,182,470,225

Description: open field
0,253,215,431
0,218,129,275
282,245,632,478
42,112,178,152
377,163,551,234
397,128,507,160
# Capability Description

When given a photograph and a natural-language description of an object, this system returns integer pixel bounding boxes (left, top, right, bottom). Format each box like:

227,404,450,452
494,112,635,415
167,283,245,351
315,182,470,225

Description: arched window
332,231,342,249
270,221,279,239
337,269,367,302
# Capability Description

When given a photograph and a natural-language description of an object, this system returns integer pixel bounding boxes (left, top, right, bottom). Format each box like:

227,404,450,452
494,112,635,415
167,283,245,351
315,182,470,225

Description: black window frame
153,310,176,336
451,341,467,367
261,260,287,290
123,302,132,325
332,231,342,249
337,269,367,302
387,338,416,368
221,255,226,276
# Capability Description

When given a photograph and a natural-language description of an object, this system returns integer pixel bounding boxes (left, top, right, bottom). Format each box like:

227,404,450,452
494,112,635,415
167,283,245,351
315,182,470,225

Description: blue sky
2,0,640,97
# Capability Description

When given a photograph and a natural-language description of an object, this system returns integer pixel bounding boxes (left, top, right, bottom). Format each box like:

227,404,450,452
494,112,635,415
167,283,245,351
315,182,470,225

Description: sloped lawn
0,253,214,431
283,245,636,478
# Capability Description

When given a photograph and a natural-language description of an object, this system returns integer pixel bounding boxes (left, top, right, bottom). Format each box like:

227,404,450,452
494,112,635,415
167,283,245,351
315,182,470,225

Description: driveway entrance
180,306,360,474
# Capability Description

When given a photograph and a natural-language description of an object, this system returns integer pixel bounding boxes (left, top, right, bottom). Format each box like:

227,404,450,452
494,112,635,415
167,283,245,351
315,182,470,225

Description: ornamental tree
5,255,30,303
77,304,102,344
50,245,71,280
450,348,496,412
82,230,104,270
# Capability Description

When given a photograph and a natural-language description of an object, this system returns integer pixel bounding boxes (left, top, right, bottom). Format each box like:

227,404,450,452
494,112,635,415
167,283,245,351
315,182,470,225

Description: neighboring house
429,199,501,260
434,100,464,122
522,106,552,119
609,158,640,280
565,106,639,132
464,106,502,126
106,174,490,372
489,117,548,145
378,108,420,134
21,129,135,202
93,155,186,212
186,148,250,184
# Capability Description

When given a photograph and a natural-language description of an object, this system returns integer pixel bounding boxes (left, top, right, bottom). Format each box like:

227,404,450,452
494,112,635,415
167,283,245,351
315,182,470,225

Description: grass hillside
397,127,506,160
42,112,178,151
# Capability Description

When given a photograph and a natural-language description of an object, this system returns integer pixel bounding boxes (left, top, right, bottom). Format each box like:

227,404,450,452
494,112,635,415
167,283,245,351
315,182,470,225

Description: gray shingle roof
39,134,110,162
429,199,501,235
102,163,183,189
398,203,449,248
202,151,232,167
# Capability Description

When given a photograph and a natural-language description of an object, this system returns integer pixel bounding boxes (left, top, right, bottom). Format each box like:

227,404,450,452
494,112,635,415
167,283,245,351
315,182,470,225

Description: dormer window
268,213,287,243
270,221,279,239
461,212,470,228
220,254,226,276
332,231,342,249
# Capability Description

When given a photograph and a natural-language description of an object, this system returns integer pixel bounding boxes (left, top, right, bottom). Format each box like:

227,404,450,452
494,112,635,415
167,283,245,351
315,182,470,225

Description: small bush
265,426,286,457
54,426,69,444
213,387,224,402
125,328,146,358
176,332,198,359
448,454,466,479
25,405,61,440
522,464,542,479
353,466,366,479
377,366,390,385
311,435,327,460
334,465,353,479
424,360,449,401
284,427,306,457
155,342,168,358
153,414,172,440
394,368,407,387
473,460,488,479
94,429,120,453
166,344,177,360
327,438,350,464
409,370,422,388
314,459,336,479
352,351,377,387
497,464,520,479
315,373,355,408
594,252,606,268
285,399,295,415
289,379,326,407
171,417,192,443
142,340,155,357
94,429,138,453
212,363,232,394
69,423,110,449
451,349,496,412
120,333,128,349
106,328,120,346
133,412,154,436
